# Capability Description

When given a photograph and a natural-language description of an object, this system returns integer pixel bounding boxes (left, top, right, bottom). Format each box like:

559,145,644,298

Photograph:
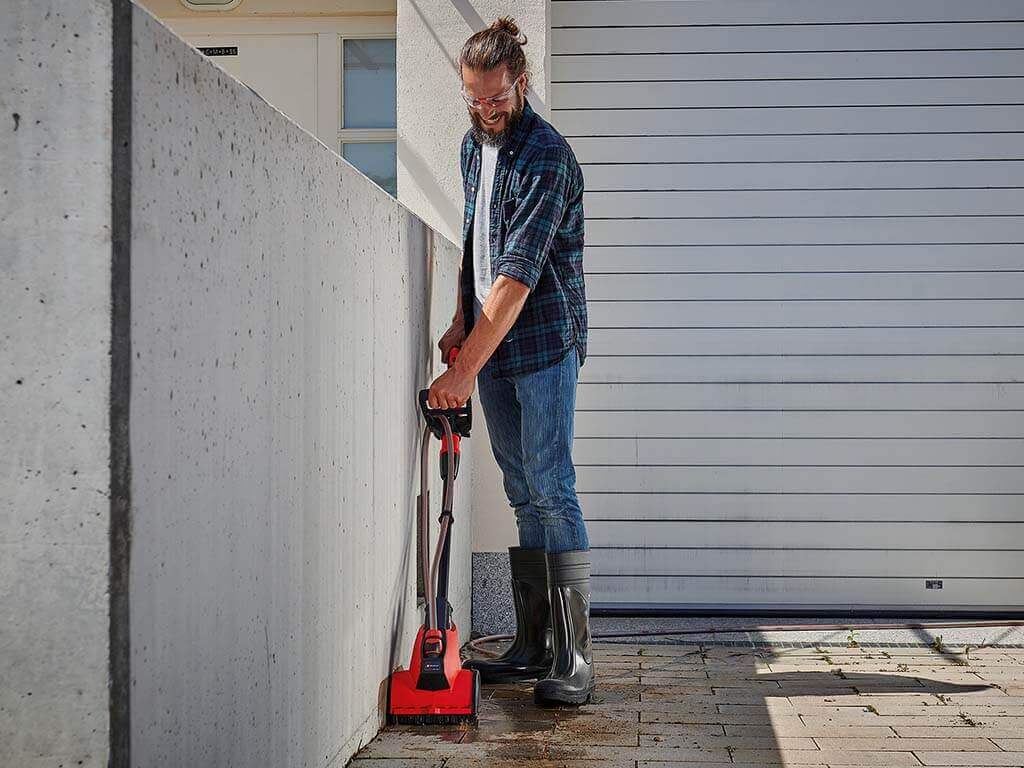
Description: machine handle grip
419,347,472,438
418,389,470,420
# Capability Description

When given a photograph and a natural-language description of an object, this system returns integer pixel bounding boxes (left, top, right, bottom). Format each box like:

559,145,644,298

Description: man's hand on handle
428,275,532,410
426,364,475,411
428,319,472,410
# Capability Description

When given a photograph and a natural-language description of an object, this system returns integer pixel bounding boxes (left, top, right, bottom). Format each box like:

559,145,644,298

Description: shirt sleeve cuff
495,255,541,291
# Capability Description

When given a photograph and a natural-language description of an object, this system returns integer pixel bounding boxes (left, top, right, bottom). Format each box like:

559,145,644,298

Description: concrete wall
1,3,114,766
128,6,470,766
3,1,470,764
396,0,546,595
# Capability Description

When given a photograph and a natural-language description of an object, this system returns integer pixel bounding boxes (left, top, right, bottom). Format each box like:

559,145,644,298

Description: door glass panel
342,141,397,197
343,39,396,129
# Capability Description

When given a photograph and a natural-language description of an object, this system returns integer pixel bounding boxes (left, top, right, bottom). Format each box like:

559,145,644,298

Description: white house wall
136,9,397,149
137,0,396,18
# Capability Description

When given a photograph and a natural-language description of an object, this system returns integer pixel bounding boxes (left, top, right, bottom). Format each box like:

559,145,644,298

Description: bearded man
425,16,593,705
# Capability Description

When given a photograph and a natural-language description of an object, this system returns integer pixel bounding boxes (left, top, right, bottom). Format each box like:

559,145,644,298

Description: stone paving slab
350,643,1024,768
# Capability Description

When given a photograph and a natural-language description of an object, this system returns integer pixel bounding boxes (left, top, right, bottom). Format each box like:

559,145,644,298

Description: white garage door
552,0,1024,612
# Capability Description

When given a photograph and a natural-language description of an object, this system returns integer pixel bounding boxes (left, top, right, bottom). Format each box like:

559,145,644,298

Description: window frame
178,0,245,11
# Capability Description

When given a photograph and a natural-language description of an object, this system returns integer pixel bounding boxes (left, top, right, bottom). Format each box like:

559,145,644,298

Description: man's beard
469,97,525,148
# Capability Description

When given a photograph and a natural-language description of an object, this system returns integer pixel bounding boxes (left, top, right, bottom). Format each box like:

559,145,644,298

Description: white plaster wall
129,6,469,766
139,0,397,17
0,3,113,766
396,0,547,554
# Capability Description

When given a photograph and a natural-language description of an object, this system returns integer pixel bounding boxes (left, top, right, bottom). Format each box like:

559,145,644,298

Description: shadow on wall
399,134,464,243
381,219,437,708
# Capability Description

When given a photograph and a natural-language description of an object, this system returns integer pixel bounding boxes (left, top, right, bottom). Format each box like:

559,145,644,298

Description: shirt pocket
502,197,517,225
492,197,513,256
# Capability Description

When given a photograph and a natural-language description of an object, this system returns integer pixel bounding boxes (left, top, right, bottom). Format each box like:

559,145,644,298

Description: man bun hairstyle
460,16,529,84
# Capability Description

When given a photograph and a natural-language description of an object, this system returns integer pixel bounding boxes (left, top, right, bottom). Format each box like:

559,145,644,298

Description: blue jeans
476,349,589,554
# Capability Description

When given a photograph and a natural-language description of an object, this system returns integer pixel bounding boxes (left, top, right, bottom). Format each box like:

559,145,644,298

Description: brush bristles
389,713,477,725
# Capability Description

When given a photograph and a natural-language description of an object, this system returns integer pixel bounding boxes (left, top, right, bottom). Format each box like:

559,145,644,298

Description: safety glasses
460,75,522,111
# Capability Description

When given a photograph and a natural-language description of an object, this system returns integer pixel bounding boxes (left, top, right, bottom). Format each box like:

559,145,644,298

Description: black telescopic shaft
432,415,457,630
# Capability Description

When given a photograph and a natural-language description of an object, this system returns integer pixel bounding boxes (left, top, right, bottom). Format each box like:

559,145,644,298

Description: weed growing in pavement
958,711,981,727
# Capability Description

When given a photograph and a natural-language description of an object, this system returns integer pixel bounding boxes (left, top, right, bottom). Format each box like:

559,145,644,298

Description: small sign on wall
197,46,238,57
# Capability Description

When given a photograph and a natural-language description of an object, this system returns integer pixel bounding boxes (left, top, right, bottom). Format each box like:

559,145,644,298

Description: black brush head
388,713,477,725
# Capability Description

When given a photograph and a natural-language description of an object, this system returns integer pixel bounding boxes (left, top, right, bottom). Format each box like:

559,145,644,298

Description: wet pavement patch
351,642,1024,767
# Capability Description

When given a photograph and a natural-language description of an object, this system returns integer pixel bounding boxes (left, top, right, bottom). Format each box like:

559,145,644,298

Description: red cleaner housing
387,348,480,724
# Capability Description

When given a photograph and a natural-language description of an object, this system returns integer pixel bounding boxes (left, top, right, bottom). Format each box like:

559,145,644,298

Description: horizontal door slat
573,437,1024,466
576,465,1024,493
586,273,1024,300
552,50,1024,81
587,520,1024,549
588,327,1024,355
581,161,1024,192
552,1,1024,28
578,355,1024,383
556,105,1024,136
569,133,1024,163
588,300,1024,328
576,383,1024,411
584,189,1024,219
554,79,1024,108
552,22,1024,55
591,548,1024,578
579,492,1024,521
586,217,1024,246
582,244,1024,272
590,575,1024,608
575,411,1024,438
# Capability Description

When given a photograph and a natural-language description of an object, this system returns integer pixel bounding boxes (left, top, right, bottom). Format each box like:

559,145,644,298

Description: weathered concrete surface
0,2,114,766
353,640,1024,767
472,551,513,636
128,5,471,767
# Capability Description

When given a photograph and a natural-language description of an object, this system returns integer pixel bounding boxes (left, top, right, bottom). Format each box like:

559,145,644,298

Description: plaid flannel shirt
459,99,587,378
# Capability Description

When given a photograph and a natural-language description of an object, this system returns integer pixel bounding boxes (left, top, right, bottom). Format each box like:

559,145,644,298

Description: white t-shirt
472,143,500,321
